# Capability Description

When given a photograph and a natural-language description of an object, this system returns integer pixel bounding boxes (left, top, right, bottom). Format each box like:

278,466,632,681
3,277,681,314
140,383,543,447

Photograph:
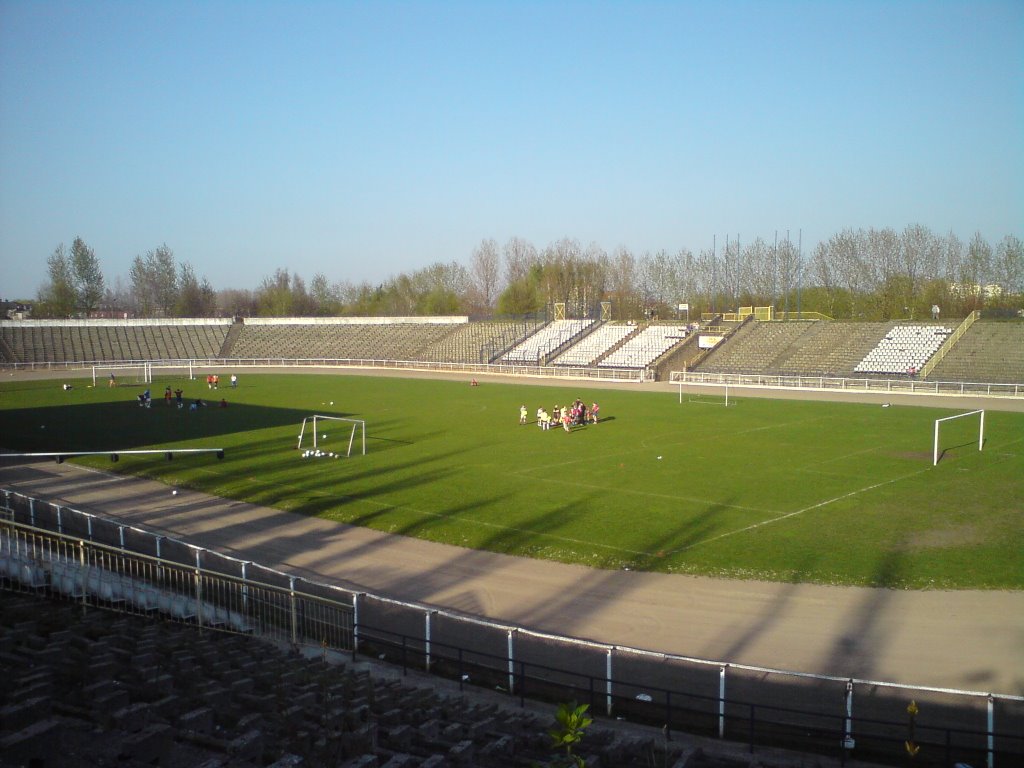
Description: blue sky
1,0,1021,300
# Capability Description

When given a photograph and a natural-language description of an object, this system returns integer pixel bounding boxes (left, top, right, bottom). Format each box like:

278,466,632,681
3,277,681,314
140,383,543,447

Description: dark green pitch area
2,374,1021,589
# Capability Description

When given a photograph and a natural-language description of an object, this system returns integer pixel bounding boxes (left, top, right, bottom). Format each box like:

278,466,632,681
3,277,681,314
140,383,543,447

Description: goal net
296,415,366,457
93,363,152,386
933,409,984,466
677,381,732,406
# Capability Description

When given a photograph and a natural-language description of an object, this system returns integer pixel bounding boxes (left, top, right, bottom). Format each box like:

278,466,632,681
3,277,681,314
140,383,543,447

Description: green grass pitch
2,374,1022,589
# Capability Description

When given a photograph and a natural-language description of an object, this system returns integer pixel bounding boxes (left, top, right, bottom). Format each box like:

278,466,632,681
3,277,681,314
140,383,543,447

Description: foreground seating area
0,590,720,768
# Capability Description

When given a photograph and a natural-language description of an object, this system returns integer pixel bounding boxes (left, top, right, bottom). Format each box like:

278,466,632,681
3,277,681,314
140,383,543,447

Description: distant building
0,300,32,320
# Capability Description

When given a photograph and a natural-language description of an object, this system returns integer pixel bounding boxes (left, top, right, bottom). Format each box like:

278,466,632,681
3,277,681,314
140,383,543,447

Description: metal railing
671,370,1023,398
2,488,1022,768
919,310,981,379
0,356,647,383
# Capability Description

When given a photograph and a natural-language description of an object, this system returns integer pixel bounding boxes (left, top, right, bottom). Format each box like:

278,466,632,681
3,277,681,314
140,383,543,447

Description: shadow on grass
0,400,356,454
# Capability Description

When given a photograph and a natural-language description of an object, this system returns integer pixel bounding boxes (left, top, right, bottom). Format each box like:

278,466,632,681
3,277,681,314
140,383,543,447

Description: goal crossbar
93,363,152,386
297,415,366,456
933,409,984,466
678,380,731,406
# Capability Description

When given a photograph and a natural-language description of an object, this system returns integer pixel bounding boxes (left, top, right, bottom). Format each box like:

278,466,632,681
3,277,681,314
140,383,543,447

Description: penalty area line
665,467,932,556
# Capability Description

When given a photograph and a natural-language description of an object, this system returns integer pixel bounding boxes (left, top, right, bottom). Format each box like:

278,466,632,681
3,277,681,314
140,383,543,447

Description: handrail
920,310,980,379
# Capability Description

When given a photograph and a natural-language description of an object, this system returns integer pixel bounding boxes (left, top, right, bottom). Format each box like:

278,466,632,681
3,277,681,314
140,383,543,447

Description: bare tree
38,244,77,317
130,245,178,317
960,233,993,311
70,237,105,316
503,236,538,286
469,238,502,313
993,234,1023,303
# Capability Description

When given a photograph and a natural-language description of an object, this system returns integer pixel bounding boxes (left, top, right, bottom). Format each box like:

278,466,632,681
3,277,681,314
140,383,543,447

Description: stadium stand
0,320,231,364
500,319,595,363
551,323,636,366
769,322,903,377
854,324,952,375
689,321,815,375
419,320,543,363
598,324,690,369
229,319,461,361
925,320,1024,384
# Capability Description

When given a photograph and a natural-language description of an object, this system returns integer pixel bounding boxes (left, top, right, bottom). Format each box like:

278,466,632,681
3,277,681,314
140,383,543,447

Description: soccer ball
172,490,178,496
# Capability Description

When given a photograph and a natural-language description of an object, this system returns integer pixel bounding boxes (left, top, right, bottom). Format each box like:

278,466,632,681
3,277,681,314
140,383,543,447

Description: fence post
507,630,515,695
719,665,727,738
119,525,125,551
55,506,62,535
289,576,298,646
425,610,434,671
240,561,249,611
988,695,994,768
843,679,854,750
29,497,35,526
606,648,614,717
352,593,361,658
78,539,87,611
194,550,203,628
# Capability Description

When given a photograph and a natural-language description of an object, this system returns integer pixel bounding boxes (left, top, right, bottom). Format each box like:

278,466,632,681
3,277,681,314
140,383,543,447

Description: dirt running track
2,367,1022,699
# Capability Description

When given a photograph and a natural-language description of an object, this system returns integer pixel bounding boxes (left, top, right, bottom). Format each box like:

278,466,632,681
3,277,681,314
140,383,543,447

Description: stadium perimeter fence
3,356,1023,396
1,488,1021,768
672,370,1023,398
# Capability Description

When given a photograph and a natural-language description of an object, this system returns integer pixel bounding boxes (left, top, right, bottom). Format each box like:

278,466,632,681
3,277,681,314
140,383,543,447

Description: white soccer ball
329,401,334,405
322,434,327,439
172,490,178,496
657,456,662,460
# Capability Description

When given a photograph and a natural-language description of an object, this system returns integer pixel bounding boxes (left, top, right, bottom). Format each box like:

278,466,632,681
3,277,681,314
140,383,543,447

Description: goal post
677,380,731,406
93,363,152,386
296,415,366,456
933,409,984,466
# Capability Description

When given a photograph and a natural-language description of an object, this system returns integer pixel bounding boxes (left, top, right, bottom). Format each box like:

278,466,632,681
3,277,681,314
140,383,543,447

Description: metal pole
195,550,203,628
844,680,854,749
987,695,994,768
606,648,614,717
289,576,298,646
507,630,515,694
719,666,727,738
241,561,249,611
797,229,802,319
353,593,361,657
425,610,435,671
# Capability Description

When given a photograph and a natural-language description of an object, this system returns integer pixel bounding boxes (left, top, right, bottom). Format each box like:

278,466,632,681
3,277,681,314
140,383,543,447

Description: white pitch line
665,467,933,555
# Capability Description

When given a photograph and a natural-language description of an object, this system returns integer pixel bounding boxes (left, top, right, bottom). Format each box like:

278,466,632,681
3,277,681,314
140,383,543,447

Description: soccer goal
933,409,984,466
678,381,732,406
296,415,366,456
93,363,152,387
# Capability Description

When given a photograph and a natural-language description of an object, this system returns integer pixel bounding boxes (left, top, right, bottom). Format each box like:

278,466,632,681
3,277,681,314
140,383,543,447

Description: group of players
520,398,600,432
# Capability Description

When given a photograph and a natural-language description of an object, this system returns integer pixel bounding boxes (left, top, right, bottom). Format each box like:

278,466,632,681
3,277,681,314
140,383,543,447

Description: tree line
30,226,1023,322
